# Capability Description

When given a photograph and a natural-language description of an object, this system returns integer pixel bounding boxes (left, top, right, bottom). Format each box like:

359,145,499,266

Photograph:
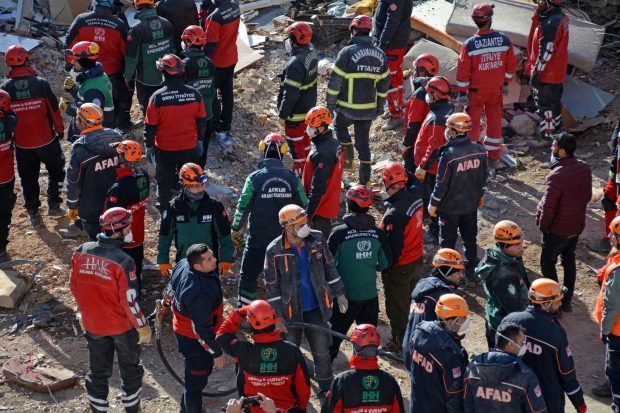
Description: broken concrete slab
0,269,32,309
3,354,78,393
510,113,537,137
446,0,605,73
235,35,264,73
562,76,615,119
410,0,454,33
404,38,459,85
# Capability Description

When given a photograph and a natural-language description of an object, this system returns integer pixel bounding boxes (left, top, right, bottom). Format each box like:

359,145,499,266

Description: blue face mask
184,188,205,202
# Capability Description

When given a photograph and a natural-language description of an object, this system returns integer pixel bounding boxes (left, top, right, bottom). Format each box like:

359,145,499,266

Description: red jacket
536,157,592,237
380,187,424,267
0,113,16,185
404,78,429,149
456,29,516,92
1,67,64,149
202,0,240,68
525,7,569,84
414,99,453,175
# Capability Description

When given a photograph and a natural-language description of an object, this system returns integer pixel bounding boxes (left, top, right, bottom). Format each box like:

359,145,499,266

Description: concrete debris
0,269,32,309
404,38,459,84
509,114,537,138
318,57,334,76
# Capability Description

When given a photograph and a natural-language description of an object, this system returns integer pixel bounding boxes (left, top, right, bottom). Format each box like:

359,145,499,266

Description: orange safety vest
593,250,620,336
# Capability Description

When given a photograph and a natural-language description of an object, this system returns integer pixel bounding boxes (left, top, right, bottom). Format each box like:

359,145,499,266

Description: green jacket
79,71,114,113
157,192,233,264
182,48,216,120
476,245,530,331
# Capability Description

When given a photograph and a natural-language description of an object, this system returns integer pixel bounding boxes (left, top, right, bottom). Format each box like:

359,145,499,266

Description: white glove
337,294,348,314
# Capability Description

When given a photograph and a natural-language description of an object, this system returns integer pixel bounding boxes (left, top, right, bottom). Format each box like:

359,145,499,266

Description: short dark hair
495,321,525,349
554,133,577,157
186,243,212,268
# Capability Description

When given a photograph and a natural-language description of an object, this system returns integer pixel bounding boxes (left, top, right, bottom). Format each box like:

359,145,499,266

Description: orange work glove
219,262,232,275
160,263,172,277
67,209,79,221
478,197,484,209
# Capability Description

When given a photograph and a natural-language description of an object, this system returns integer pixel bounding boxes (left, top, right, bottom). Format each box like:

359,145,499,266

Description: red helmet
100,207,132,231
472,4,494,22
181,25,207,47
425,76,451,99
349,15,373,31
381,162,407,187
285,22,312,45
156,54,185,75
414,53,439,76
5,44,28,67
67,41,99,62
350,324,381,348
245,300,279,330
0,90,11,114
346,185,373,208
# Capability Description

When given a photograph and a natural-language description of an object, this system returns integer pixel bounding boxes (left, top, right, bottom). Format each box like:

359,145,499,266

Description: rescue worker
144,54,206,210
62,41,115,140
414,76,453,244
158,163,233,277
327,185,392,359
181,25,216,167
278,22,317,175
216,300,311,412
324,324,405,413
476,220,530,349
104,140,149,298
327,15,389,185
428,112,488,282
407,293,470,413
379,162,424,350
464,321,547,413
66,0,132,131
302,106,344,238
231,133,307,306
70,207,150,413
125,0,175,115
372,0,413,131
403,53,439,179
201,0,240,153
503,279,587,413
455,4,516,163
62,103,122,240
155,0,199,54
0,90,17,262
594,216,620,412
526,0,569,140
1,44,65,225
169,243,226,413
264,204,347,401
403,248,465,370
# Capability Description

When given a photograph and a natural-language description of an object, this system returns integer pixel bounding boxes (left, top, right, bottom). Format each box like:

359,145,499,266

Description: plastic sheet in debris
0,33,42,53
562,76,615,119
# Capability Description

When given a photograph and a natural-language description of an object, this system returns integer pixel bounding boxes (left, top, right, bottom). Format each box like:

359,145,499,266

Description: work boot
215,131,234,154
381,117,404,132
561,300,573,312
359,162,371,186
27,209,41,226
588,237,611,253
58,223,83,239
48,204,66,217
0,251,10,263
343,143,355,171
592,381,612,398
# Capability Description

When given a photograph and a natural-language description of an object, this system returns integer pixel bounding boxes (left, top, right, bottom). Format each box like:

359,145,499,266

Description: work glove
477,197,484,209
58,97,69,113
415,166,426,181
276,321,288,334
67,209,79,221
231,230,244,249
279,118,286,129
136,325,152,345
337,294,348,314
428,204,437,218
219,262,232,275
214,353,226,369
455,93,469,110
145,147,155,164
63,76,75,91
159,263,172,277
578,403,587,413
237,306,249,317
502,83,510,96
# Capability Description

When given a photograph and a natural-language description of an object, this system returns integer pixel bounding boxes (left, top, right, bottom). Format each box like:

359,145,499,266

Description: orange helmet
258,133,289,155
349,15,373,31
425,76,451,99
472,4,494,22
181,25,207,47
67,41,99,62
134,0,155,7
77,103,104,126
381,162,407,187
446,113,473,134
5,44,28,67
305,106,332,128
432,248,465,270
609,216,620,235
494,220,523,245
350,324,381,348
116,140,143,162
179,163,207,186
278,204,307,226
528,278,565,304
414,53,439,76
346,185,373,208
435,293,469,319
156,54,185,75
285,22,312,45
100,207,132,231
0,90,11,114
245,300,279,330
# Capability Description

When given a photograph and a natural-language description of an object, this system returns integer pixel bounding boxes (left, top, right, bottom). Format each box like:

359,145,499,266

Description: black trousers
333,112,372,184
439,211,479,270
607,334,620,412
155,147,200,209
312,215,333,240
176,333,214,413
0,179,16,251
238,243,266,306
532,80,563,139
15,139,65,213
329,297,379,360
197,118,213,169
123,244,144,300
212,65,235,133
85,329,143,413
422,173,438,236
136,82,162,117
540,232,578,303
109,72,133,130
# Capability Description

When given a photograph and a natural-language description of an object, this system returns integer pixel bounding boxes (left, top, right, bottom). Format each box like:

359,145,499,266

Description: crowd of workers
0,0,617,411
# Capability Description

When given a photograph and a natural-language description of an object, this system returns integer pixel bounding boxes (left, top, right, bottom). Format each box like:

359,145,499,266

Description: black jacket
464,350,547,413
155,0,199,53
372,0,412,50
502,306,584,413
278,44,318,123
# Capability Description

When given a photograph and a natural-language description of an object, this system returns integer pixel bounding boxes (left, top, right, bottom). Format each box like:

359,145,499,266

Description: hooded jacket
464,350,547,413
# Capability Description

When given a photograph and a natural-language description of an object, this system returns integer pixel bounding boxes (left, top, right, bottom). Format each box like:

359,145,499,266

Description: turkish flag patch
317,162,324,169
566,346,572,357
389,3,398,11
109,196,118,202
534,385,542,398
452,367,461,378
129,271,137,281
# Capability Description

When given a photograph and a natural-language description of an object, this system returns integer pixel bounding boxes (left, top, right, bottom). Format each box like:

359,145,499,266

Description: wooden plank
410,15,462,53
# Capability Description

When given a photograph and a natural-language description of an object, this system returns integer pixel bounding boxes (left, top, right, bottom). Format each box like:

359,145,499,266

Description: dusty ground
0,40,619,412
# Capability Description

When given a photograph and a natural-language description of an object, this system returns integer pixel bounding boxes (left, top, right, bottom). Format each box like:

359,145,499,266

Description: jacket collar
348,355,379,370
311,129,333,145
347,36,373,46
252,330,283,343
94,4,113,14
475,29,495,35
291,44,311,56
281,231,318,251
96,233,126,247
429,98,451,111
258,158,284,169
164,77,186,87
550,156,576,169
385,187,408,204
190,267,219,278
8,66,37,78
81,125,104,135
135,7,156,19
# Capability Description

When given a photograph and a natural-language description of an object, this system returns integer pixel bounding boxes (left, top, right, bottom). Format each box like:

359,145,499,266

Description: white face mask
444,129,452,142
296,224,311,238
306,126,318,138
517,342,527,357
285,38,293,54
425,93,433,105
69,68,80,82
123,231,133,244
457,317,471,334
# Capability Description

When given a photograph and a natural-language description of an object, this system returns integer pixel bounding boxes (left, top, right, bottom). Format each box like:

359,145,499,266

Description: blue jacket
372,0,412,50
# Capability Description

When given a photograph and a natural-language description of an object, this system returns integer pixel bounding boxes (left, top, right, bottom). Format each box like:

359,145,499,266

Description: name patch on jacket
95,157,119,171
356,240,373,260
457,158,481,172
199,214,213,223
259,347,278,373
475,387,511,402
362,375,380,402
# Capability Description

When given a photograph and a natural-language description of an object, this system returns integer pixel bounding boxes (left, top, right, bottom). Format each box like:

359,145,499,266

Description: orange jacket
594,250,620,336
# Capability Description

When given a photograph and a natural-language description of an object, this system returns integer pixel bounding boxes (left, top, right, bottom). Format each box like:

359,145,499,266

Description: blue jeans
175,334,214,413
